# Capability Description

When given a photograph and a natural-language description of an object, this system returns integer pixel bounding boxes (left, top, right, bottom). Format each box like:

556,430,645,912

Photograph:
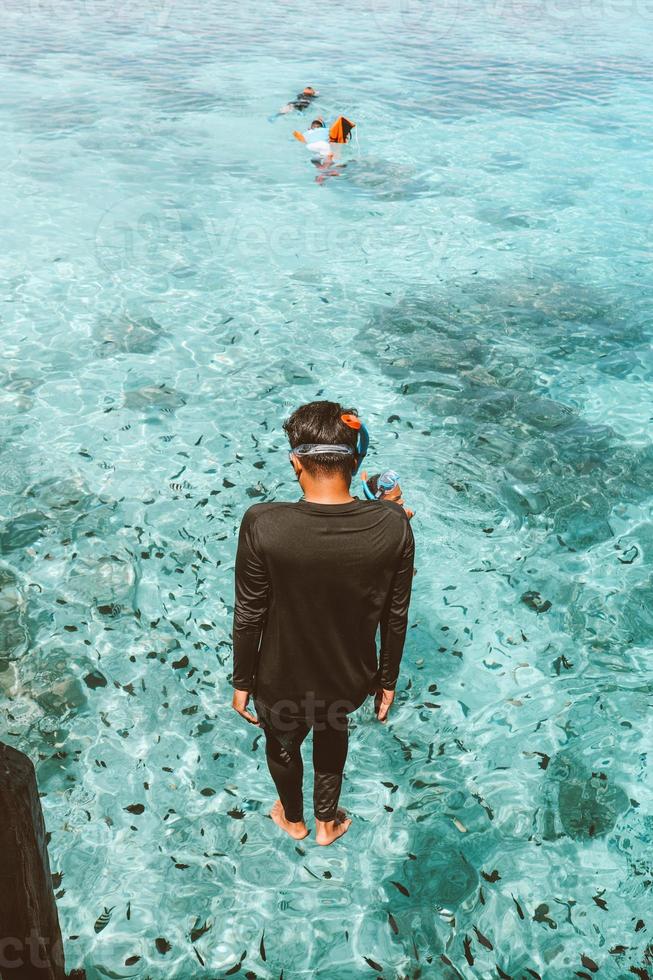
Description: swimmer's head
283,400,362,482
303,86,317,96
310,117,324,129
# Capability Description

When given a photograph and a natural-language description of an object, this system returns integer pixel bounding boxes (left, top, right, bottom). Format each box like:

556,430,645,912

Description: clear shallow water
1,0,653,977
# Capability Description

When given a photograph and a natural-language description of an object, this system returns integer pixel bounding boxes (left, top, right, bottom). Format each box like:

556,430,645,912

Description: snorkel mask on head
288,412,369,476
362,468,400,500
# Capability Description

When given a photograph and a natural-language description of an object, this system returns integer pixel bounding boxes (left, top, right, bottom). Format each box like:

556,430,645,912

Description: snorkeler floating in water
293,114,356,181
277,86,320,115
294,117,335,162
293,115,355,159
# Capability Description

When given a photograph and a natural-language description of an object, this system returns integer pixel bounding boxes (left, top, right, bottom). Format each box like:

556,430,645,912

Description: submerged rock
547,753,629,840
0,511,50,553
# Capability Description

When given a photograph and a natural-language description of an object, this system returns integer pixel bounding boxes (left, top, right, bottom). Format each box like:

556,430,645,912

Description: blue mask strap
352,421,369,476
361,477,376,499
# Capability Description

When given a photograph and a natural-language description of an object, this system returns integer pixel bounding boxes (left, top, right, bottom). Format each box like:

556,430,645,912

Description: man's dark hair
283,400,360,480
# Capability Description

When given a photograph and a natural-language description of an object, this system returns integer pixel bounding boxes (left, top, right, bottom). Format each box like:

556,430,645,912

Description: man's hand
374,688,395,723
232,689,259,725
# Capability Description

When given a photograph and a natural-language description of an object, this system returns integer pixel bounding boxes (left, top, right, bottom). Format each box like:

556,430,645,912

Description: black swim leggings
256,706,349,823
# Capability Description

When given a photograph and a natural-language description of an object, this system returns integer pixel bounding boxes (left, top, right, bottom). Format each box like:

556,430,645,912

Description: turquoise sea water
1,0,653,976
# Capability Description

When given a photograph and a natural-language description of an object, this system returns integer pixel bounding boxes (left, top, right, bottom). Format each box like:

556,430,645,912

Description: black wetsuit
288,91,318,111
232,496,415,820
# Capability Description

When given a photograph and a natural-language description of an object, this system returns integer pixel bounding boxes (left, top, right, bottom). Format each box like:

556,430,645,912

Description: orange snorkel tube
341,413,369,475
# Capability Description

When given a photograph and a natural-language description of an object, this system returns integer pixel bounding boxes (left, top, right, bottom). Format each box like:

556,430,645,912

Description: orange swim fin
329,116,355,143
293,130,306,142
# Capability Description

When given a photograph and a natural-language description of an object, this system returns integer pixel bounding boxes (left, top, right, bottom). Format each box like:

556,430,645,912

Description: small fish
155,938,171,954
126,901,131,921
496,966,512,980
440,954,465,979
592,893,608,911
580,954,599,973
125,956,140,966
512,895,525,919
193,947,205,966
190,919,212,943
390,880,410,897
95,968,133,979
363,956,383,971
463,936,474,965
629,967,648,980
471,792,494,820
481,869,501,882
94,907,115,934
260,931,266,961
553,653,574,673
533,904,557,930
521,591,552,613
474,926,493,950
224,963,241,975
124,803,145,815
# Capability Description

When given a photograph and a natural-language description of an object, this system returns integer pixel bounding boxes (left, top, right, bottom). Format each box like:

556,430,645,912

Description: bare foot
315,808,352,846
270,800,309,840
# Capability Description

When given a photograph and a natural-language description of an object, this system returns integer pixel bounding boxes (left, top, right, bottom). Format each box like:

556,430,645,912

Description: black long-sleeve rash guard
231,496,415,714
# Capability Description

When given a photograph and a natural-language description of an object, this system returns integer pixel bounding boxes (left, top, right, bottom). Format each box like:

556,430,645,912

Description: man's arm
232,509,270,699
377,518,415,717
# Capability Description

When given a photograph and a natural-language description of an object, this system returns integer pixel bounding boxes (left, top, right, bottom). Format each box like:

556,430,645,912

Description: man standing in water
231,401,415,845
